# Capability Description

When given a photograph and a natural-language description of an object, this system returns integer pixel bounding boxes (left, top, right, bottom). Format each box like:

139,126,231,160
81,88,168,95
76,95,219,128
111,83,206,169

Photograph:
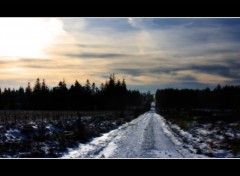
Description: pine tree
33,78,41,93
74,80,82,89
109,73,116,87
85,79,91,92
62,79,67,88
121,78,127,91
117,79,121,87
0,88,2,109
25,82,32,95
41,79,49,92
91,82,96,95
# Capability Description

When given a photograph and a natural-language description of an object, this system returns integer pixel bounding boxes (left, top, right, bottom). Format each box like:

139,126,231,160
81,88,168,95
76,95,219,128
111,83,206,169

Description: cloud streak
67,53,131,59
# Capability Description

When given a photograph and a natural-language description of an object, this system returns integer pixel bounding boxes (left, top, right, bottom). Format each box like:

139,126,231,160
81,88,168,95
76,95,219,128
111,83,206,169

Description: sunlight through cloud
0,18,64,59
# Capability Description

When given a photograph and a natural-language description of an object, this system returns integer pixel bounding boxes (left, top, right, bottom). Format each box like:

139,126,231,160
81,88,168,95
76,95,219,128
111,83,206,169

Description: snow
62,110,206,158
5,129,25,140
98,141,117,158
46,124,63,134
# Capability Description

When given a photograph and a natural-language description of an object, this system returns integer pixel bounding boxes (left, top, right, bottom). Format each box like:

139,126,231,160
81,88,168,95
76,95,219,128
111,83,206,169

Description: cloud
189,61,240,80
114,68,144,76
61,18,86,33
77,44,111,48
67,52,131,59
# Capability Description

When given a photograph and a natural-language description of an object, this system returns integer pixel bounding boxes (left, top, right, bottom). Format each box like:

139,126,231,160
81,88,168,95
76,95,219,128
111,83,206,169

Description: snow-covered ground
62,109,206,158
166,119,240,157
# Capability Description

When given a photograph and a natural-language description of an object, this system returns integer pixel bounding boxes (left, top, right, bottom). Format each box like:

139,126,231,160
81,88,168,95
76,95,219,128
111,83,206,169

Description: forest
156,85,240,110
0,74,153,111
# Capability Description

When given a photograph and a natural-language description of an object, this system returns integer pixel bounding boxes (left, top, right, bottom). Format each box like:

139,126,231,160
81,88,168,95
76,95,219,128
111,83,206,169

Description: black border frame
0,0,240,176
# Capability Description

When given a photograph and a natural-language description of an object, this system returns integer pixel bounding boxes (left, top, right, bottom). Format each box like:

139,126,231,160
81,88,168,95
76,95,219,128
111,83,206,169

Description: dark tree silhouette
156,85,240,111
0,74,152,111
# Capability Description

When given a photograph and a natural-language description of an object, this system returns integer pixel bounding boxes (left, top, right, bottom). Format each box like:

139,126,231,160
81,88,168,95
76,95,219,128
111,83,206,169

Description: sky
0,17,240,93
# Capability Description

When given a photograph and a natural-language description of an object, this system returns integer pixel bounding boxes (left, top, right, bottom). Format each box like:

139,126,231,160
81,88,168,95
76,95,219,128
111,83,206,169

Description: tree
0,74,150,111
58,79,67,90
91,82,96,95
0,88,2,109
25,82,32,109
16,87,25,109
40,79,50,109
121,78,127,90
117,79,121,87
33,78,41,93
85,79,91,92
41,79,49,92
100,83,105,91
74,80,82,89
26,82,32,95
109,74,116,88
32,78,42,109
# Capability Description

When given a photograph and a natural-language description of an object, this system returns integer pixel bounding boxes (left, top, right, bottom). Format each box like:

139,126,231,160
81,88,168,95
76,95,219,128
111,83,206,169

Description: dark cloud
18,58,52,62
112,64,181,77
17,59,54,69
0,61,7,64
0,58,53,68
178,75,197,82
189,61,240,80
149,67,180,75
1,59,59,70
148,58,240,82
77,44,111,49
206,48,240,55
22,65,52,69
114,68,144,76
113,58,240,90
114,67,182,77
67,53,130,59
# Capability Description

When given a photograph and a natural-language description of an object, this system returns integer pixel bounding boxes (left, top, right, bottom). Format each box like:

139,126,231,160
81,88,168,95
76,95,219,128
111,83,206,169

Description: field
0,110,141,158
159,109,240,157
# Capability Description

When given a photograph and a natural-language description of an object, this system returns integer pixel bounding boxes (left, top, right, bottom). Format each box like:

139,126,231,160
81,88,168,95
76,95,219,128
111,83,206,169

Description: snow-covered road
62,110,204,158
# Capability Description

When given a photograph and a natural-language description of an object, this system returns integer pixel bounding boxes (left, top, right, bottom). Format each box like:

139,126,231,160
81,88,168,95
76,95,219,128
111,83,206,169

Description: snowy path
62,110,203,158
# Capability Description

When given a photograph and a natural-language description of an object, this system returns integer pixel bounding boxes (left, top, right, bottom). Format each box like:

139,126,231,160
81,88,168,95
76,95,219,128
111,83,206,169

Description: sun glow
0,18,64,59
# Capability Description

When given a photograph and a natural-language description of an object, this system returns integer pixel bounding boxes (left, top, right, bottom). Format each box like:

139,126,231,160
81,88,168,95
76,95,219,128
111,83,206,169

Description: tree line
156,85,240,110
0,74,153,111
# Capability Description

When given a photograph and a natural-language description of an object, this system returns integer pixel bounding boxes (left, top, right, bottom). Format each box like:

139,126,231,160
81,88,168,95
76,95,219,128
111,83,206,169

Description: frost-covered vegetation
160,110,240,158
0,110,142,158
156,85,240,158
